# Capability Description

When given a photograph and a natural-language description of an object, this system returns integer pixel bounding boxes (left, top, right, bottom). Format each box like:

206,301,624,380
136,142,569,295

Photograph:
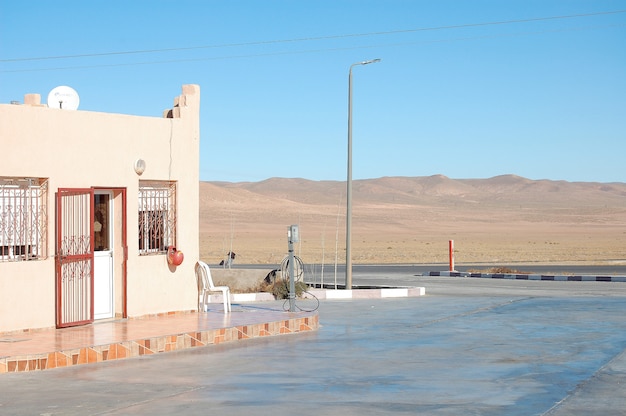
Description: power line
2,23,621,74
2,9,624,63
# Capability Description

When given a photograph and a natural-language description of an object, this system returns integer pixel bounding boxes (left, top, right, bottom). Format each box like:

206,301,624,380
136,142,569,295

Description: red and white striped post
449,239,455,272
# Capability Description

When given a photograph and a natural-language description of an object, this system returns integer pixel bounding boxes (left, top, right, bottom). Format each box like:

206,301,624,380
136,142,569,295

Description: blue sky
2,1,625,183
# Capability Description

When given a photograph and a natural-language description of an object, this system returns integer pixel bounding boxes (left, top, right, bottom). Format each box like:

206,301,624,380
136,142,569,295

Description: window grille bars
0,177,48,261
138,181,176,255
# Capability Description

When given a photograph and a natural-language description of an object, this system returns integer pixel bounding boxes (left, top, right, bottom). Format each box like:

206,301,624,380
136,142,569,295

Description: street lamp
346,58,381,290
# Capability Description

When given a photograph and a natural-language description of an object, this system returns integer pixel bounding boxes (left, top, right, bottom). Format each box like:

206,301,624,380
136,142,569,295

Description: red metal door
55,188,94,328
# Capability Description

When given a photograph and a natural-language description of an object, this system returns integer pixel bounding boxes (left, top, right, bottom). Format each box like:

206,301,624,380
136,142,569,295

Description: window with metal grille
0,177,48,262
138,181,177,255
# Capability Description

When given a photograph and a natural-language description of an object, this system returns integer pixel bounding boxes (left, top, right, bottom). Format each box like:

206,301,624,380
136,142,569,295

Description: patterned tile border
0,314,318,374
429,271,626,282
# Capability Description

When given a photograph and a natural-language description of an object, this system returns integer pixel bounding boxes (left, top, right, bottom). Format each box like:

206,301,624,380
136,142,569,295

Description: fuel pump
287,225,299,312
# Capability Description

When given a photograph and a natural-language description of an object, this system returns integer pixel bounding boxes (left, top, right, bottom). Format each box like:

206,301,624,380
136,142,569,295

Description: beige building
0,85,201,333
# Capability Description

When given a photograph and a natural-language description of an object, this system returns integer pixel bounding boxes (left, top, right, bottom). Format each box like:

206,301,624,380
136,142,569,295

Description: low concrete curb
233,292,276,302
304,287,425,300
428,271,626,282
207,286,426,304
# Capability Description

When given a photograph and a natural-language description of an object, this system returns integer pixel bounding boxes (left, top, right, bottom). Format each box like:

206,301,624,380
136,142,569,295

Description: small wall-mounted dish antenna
47,86,80,110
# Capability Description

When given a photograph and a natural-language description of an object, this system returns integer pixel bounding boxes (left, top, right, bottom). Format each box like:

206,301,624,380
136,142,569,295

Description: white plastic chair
195,260,231,313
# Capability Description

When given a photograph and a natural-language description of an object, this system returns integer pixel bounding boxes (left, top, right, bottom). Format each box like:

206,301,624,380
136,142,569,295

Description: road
231,262,626,276
295,263,626,288
2,273,626,415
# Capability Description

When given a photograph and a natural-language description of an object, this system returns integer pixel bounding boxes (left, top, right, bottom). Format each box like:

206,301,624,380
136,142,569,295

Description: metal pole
346,65,354,290
346,58,381,290
449,239,455,272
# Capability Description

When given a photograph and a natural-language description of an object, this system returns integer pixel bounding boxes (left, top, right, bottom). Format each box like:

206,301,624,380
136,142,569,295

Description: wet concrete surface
1,276,626,415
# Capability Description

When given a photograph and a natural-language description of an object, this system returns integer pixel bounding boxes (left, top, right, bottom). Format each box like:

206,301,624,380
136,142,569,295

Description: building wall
0,85,200,333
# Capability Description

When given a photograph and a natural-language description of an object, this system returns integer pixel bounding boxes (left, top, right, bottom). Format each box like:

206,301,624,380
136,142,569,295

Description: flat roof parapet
163,84,200,119
23,94,44,107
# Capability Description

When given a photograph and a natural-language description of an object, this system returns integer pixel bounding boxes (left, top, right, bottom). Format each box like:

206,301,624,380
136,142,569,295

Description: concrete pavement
1,275,626,415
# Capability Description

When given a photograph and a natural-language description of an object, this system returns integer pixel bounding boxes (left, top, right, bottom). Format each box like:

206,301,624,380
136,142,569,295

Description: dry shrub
265,280,308,299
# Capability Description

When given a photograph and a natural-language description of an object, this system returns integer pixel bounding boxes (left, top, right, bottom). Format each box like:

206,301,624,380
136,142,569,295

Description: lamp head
361,58,381,65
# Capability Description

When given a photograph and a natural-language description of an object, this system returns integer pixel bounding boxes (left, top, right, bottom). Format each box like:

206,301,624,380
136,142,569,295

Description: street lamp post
346,58,381,290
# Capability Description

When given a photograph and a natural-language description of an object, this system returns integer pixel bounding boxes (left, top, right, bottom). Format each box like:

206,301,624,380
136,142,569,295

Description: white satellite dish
47,86,80,110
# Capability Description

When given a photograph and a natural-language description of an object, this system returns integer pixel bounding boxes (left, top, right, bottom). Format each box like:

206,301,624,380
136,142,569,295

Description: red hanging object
167,246,184,266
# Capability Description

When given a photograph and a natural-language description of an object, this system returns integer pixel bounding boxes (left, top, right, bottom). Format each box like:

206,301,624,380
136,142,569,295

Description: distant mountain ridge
203,174,626,208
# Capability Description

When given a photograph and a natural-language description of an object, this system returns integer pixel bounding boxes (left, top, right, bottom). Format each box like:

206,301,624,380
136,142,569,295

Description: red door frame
120,188,127,318
93,187,128,319
55,187,127,328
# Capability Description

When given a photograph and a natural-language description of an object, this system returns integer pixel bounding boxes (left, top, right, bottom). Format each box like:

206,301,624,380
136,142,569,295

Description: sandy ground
198,177,626,266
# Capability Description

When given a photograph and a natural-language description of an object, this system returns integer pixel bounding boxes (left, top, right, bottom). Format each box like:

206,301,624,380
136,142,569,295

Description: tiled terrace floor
0,304,318,374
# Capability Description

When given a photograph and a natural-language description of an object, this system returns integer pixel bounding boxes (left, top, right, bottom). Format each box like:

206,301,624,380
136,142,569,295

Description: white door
94,191,114,319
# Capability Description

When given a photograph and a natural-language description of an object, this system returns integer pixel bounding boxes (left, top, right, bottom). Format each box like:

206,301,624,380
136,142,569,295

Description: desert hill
199,175,626,266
